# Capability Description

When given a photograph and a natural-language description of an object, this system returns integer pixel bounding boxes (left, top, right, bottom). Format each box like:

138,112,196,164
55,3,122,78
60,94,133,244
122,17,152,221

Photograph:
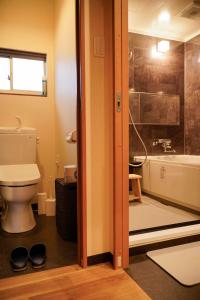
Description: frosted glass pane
13,58,44,92
0,57,10,90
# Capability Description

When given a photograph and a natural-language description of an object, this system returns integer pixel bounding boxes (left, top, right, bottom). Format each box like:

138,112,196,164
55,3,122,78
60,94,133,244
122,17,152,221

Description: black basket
55,178,77,241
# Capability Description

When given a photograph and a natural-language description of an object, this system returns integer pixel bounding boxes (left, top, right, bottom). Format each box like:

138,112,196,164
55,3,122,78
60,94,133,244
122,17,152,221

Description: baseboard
0,196,38,207
143,191,200,215
0,204,37,213
129,234,200,256
87,252,113,266
129,220,200,235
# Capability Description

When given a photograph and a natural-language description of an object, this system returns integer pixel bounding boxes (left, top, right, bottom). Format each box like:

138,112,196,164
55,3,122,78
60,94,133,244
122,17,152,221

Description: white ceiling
128,0,200,41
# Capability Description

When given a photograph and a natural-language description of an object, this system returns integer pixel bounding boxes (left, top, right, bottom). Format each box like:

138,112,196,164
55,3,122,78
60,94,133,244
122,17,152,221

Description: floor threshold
129,223,200,247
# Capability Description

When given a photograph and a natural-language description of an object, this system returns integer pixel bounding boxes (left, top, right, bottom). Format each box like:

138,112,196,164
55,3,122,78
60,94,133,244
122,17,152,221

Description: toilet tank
0,127,37,165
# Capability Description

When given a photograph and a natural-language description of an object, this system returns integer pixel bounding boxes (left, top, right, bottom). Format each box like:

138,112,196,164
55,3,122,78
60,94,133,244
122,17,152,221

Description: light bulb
158,10,171,23
151,46,164,59
157,40,170,53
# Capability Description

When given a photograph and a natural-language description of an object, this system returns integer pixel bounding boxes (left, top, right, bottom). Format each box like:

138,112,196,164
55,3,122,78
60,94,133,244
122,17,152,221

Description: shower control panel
152,138,176,153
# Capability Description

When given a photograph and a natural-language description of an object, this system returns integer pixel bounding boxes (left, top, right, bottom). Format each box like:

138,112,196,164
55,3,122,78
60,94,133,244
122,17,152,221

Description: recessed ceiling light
157,40,170,53
158,10,171,22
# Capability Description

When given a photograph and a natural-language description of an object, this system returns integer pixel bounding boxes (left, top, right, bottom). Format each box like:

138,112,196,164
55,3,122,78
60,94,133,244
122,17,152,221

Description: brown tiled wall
130,93,180,125
185,35,200,155
129,33,184,158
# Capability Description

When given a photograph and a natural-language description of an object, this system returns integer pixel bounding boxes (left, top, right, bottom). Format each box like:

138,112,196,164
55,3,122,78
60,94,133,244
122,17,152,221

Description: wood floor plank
0,263,151,300
30,273,150,300
0,265,81,290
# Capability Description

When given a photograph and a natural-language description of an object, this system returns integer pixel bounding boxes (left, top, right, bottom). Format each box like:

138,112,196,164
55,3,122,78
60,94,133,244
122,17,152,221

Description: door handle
116,94,121,112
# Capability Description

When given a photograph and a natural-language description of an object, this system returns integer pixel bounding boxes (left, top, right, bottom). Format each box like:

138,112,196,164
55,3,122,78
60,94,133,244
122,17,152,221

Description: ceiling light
157,40,170,53
158,10,171,22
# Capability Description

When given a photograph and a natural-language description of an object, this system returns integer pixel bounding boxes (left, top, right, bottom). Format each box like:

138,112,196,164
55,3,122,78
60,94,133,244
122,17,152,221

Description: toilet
0,127,40,233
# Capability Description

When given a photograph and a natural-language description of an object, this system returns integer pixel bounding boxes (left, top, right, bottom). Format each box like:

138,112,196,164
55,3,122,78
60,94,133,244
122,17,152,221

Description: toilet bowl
0,126,41,233
0,164,40,233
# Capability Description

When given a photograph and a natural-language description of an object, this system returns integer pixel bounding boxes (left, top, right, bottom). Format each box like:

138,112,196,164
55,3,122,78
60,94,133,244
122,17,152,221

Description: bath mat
129,196,199,231
147,242,200,286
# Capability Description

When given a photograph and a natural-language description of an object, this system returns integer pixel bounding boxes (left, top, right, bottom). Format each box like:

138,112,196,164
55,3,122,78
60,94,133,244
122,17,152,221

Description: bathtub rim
134,155,200,168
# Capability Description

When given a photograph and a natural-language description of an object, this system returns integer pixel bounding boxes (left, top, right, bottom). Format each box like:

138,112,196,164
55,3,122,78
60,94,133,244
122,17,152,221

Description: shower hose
129,108,148,168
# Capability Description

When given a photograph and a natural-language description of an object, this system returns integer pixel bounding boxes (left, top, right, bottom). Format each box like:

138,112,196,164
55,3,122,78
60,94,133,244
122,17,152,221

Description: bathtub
135,155,200,212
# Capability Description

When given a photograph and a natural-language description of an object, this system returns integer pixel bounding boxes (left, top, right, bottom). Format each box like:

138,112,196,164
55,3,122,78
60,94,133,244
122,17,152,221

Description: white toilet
0,127,40,233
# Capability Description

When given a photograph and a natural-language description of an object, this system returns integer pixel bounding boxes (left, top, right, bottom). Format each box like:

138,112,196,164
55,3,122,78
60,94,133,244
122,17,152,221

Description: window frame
0,48,47,97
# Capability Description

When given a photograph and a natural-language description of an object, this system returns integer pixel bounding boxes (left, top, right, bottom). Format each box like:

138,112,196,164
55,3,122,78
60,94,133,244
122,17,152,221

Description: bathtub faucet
152,139,176,153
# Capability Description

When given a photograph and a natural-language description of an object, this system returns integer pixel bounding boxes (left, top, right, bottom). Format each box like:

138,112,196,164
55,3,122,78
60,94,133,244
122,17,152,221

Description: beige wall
0,0,113,257
54,0,77,178
0,0,77,193
0,0,55,195
86,0,113,256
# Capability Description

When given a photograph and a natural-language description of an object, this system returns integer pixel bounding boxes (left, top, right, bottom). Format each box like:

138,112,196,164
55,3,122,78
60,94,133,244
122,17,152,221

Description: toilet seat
0,164,40,186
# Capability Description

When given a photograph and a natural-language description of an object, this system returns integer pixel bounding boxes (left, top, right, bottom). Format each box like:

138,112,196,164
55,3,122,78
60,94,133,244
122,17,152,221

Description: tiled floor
127,253,200,300
0,214,77,279
129,195,200,232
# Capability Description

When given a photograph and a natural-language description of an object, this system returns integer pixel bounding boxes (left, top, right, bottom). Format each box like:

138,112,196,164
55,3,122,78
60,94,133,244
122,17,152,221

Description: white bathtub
135,155,200,212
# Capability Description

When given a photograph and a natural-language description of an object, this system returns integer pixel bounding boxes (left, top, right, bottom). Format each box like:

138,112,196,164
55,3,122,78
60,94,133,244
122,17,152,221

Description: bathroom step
129,223,200,247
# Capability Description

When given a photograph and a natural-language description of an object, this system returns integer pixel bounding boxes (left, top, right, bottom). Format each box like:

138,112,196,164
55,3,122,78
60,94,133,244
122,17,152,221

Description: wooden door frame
113,0,129,269
121,0,129,269
76,0,87,268
77,0,129,269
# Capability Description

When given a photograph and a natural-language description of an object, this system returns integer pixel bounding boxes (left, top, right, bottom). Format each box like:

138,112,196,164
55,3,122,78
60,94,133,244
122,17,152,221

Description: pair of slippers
10,243,46,272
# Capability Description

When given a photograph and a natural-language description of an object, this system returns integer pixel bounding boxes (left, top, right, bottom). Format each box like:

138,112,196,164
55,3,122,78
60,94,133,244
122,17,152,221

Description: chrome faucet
152,139,176,153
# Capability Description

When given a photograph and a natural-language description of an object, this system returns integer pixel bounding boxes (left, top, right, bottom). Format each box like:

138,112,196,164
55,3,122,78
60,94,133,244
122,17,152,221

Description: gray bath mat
129,195,199,231
147,242,200,286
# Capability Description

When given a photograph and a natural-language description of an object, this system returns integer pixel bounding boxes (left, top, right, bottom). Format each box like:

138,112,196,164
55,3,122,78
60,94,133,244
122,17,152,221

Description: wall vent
178,1,200,20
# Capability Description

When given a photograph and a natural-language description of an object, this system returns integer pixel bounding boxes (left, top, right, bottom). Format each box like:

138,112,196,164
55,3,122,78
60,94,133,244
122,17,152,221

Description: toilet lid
0,164,41,186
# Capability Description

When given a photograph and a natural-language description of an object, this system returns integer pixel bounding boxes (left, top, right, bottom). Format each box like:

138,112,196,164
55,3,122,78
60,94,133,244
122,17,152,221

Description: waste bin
55,178,77,241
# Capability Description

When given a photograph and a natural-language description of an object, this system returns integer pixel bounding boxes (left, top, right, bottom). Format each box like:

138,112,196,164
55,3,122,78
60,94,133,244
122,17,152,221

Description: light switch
93,36,105,58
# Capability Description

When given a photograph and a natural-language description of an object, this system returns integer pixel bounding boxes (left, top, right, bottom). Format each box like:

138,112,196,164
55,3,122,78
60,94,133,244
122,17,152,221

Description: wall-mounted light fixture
158,40,170,53
151,40,170,59
151,45,164,59
158,10,171,23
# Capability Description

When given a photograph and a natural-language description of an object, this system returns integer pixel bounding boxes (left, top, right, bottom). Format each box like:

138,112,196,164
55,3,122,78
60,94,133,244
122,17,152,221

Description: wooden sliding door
77,0,129,269
113,0,129,269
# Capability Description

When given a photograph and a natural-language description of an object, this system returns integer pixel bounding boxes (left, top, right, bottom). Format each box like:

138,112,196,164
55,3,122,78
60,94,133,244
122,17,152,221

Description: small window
0,48,47,96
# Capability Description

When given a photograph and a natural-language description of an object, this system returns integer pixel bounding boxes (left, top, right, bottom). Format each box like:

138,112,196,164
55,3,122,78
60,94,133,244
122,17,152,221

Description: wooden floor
0,263,151,300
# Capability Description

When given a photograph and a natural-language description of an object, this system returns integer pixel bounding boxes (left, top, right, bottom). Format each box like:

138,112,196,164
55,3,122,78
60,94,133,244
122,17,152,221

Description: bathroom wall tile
140,94,180,125
129,93,140,123
129,93,180,125
129,33,184,157
185,35,200,155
